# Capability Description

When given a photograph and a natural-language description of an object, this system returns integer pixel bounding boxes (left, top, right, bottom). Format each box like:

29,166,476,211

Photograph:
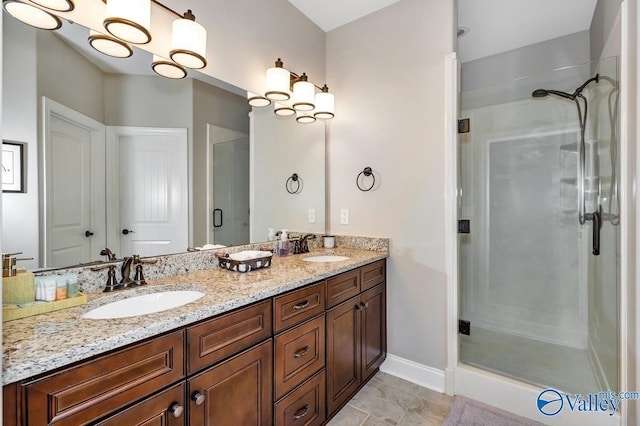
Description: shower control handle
585,205,602,256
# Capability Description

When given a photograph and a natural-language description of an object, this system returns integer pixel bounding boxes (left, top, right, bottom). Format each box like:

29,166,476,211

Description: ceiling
288,0,598,62
288,0,402,32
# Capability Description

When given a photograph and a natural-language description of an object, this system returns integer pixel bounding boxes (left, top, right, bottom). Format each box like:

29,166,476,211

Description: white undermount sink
302,255,351,263
82,290,205,319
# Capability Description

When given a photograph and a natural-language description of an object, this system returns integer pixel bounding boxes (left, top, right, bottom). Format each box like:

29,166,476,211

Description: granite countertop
2,247,387,385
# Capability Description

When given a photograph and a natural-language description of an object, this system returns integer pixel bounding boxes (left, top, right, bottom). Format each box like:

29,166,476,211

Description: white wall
326,0,455,369
251,106,326,242
2,17,39,269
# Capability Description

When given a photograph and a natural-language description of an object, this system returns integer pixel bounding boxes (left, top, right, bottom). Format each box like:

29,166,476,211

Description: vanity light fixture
296,111,316,124
152,55,187,79
252,58,335,123
274,101,296,117
170,9,207,69
2,0,62,30
31,0,73,12
247,92,271,107
104,0,151,45
314,85,335,119
88,30,133,58
3,0,209,80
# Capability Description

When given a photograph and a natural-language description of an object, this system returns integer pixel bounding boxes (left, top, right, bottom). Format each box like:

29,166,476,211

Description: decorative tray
2,292,87,322
216,250,273,273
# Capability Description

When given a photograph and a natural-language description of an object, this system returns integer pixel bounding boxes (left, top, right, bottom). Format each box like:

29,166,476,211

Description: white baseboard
379,353,446,393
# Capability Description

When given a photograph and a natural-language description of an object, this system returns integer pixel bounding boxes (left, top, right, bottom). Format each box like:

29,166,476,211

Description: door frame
41,97,106,267
205,123,248,245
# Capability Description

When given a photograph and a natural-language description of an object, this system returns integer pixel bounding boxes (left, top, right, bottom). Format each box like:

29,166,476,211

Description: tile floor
327,372,454,425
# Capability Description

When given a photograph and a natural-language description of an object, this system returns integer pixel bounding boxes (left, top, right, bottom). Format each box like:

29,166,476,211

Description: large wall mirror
2,15,326,271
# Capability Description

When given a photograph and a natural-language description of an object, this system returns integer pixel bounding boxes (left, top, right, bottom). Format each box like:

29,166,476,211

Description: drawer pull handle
169,402,184,418
192,391,206,406
293,300,310,310
293,346,310,358
293,404,310,420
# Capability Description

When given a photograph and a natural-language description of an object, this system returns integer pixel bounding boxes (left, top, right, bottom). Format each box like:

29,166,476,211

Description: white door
107,127,188,257
207,124,249,246
43,98,106,267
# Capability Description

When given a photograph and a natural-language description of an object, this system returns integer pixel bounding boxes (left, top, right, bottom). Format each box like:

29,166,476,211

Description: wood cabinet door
95,383,185,426
188,340,272,425
326,299,361,416
360,284,386,381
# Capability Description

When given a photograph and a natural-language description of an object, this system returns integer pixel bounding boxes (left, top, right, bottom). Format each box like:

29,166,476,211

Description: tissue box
2,270,35,304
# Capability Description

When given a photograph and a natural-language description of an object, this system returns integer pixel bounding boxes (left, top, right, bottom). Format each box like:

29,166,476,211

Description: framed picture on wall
2,141,26,193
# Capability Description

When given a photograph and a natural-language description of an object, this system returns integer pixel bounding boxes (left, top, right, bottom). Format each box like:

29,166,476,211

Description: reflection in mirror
1,14,326,271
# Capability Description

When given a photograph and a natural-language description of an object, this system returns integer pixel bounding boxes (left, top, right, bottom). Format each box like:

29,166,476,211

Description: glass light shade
152,55,187,79
314,90,335,119
292,77,315,111
265,61,290,101
104,0,151,44
296,111,316,124
247,92,271,107
88,30,133,58
170,14,207,69
3,1,61,30
31,0,73,11
274,102,295,117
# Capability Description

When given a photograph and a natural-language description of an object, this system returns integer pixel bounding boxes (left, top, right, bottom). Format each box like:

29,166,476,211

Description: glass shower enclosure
458,57,619,395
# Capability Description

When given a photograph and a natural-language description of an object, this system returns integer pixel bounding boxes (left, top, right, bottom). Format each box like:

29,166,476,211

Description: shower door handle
586,205,602,256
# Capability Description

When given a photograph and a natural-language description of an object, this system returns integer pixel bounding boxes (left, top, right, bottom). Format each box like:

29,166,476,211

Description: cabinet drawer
326,269,360,308
274,369,326,426
274,314,325,399
95,383,185,426
274,282,325,332
361,260,385,291
187,299,272,373
24,330,184,426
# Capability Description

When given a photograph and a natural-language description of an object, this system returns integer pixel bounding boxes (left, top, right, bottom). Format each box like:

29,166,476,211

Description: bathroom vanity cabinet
3,259,386,425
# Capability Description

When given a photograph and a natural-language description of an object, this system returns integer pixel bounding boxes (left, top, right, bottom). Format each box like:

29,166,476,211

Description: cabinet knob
191,391,206,406
292,404,310,420
169,402,184,418
355,304,364,311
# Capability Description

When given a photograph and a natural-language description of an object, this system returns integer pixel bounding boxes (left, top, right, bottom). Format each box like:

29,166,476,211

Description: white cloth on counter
228,250,272,261
195,244,227,250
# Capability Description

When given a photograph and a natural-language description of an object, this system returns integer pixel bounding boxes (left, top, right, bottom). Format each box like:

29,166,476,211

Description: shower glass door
458,57,619,395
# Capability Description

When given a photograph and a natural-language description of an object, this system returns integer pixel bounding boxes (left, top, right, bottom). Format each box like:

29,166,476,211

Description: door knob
122,229,135,235
85,231,94,237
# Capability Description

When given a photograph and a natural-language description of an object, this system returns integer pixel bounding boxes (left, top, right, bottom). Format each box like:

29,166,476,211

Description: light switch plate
340,208,349,225
308,208,316,223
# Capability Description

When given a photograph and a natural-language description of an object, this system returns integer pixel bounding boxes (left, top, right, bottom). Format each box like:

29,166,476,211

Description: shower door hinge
458,219,470,234
459,320,471,335
458,118,470,134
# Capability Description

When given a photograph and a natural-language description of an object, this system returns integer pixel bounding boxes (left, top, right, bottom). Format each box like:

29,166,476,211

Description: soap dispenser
278,229,289,256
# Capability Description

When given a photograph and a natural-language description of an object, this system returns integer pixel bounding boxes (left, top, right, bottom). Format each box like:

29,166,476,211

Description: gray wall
192,79,250,247
461,30,591,92
326,0,455,370
590,0,623,59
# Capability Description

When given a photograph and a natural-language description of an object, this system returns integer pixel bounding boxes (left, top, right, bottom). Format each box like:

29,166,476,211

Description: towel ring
356,167,375,191
286,173,302,194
